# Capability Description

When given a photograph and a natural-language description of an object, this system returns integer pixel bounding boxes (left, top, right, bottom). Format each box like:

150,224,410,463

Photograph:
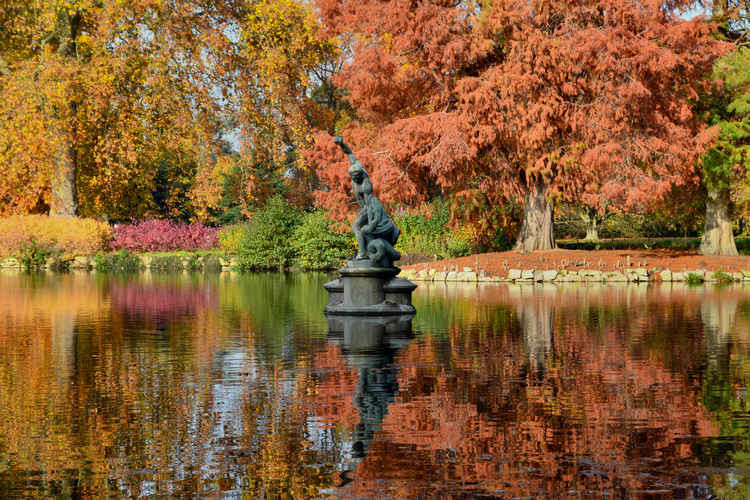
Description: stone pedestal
324,259,416,316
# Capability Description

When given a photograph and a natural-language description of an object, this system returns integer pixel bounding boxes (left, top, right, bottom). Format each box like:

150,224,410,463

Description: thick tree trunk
514,180,555,252
49,139,78,217
699,187,737,256
584,223,599,242
48,13,80,218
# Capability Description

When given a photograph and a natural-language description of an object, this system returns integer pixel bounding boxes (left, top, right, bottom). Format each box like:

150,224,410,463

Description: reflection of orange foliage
0,272,234,496
308,343,359,428
328,284,731,497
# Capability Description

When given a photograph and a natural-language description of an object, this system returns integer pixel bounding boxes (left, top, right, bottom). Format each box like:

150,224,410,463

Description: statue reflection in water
325,313,414,483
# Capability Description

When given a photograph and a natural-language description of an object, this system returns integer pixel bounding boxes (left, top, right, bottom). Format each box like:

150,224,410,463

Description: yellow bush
218,224,246,254
0,215,113,257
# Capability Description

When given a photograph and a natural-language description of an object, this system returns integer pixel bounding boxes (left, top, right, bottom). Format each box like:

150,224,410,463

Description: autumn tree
696,1,750,255
0,0,336,220
308,0,727,252
0,1,243,218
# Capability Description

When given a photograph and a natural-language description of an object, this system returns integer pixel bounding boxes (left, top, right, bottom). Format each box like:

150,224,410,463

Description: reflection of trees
0,272,339,498
510,285,555,373
3,271,750,498
324,283,746,497
701,290,739,363
698,288,750,498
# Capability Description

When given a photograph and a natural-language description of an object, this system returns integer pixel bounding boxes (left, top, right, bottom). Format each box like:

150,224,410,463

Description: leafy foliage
218,225,246,254
0,0,338,220
18,240,52,270
702,47,750,191
394,202,475,259
93,250,142,272
0,215,112,257
236,196,302,270
292,211,355,270
111,220,219,252
307,0,728,250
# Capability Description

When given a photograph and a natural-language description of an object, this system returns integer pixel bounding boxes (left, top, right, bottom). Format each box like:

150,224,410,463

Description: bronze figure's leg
353,210,369,259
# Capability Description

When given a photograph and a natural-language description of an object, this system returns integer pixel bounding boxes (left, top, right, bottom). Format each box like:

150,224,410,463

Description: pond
0,271,748,498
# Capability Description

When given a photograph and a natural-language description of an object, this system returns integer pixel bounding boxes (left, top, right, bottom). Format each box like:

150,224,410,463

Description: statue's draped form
333,136,401,268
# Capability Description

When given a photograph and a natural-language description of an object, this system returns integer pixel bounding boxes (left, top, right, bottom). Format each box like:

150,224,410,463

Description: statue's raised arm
334,135,372,210
333,136,363,170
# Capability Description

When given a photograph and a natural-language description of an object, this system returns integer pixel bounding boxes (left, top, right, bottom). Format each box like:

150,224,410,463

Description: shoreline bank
401,249,750,284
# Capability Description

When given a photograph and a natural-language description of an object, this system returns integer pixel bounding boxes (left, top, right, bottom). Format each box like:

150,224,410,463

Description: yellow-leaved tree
1,0,337,220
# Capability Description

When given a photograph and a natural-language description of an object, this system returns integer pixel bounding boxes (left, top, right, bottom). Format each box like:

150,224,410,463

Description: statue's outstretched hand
333,135,354,155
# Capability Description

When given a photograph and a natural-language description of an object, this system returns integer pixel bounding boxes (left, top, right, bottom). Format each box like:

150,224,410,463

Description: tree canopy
306,0,729,251
0,0,336,220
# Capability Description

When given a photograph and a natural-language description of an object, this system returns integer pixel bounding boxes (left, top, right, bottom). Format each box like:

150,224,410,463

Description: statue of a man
333,136,400,264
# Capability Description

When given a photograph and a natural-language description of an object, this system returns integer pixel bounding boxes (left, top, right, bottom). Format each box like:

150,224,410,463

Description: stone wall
0,255,241,272
399,267,750,284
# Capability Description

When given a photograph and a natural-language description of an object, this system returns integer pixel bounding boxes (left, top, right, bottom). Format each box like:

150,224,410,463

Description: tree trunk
49,138,78,217
48,12,80,217
514,179,555,252
584,223,599,242
699,187,737,256
581,210,600,242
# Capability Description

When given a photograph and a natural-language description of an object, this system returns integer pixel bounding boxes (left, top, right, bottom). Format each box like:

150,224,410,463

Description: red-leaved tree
307,0,729,252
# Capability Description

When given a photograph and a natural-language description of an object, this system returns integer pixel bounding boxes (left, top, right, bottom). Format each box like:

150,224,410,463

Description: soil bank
402,249,750,276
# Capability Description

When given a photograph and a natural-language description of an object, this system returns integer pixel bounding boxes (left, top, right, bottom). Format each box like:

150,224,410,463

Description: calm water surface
0,271,749,498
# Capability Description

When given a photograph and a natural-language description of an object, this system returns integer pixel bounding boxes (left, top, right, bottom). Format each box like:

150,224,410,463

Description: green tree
700,48,750,255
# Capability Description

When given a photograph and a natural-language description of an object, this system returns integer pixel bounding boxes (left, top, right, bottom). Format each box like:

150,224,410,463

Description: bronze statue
333,136,400,267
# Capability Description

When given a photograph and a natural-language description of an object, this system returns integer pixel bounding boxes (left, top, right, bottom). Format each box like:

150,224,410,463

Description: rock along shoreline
4,254,750,285
399,267,750,284
0,254,241,272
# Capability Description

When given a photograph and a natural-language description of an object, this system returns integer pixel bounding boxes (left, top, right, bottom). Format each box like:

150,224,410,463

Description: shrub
111,219,218,252
94,250,142,272
713,270,733,283
293,211,355,270
237,196,302,270
0,215,113,257
218,224,245,254
394,201,475,259
19,240,52,270
445,225,476,258
686,272,705,285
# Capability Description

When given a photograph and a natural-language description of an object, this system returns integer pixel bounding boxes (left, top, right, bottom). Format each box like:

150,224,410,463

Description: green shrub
445,226,475,258
237,196,302,270
19,240,52,270
394,201,475,259
93,250,142,272
713,270,733,283
293,211,355,270
686,272,705,285
0,215,112,257
150,255,188,271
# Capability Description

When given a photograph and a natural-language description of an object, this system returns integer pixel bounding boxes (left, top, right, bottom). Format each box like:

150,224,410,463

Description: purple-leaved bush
111,220,219,252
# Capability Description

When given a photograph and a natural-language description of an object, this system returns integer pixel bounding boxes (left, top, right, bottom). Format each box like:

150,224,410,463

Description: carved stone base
324,262,417,316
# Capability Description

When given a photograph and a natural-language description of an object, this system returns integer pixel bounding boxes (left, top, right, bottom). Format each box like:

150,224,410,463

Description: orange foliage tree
307,0,728,251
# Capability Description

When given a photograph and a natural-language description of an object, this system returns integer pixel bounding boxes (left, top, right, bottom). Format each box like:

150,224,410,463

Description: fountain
324,136,417,316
